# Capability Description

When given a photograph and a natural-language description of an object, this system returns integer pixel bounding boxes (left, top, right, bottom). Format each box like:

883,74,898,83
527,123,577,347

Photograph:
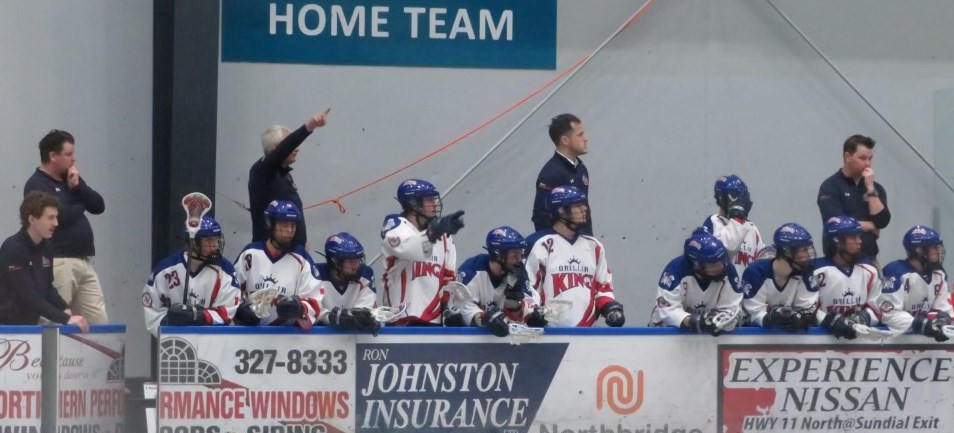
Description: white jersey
381,215,457,325
703,214,765,277
650,255,743,327
234,242,325,326
524,229,615,327
456,254,540,326
314,262,377,312
879,260,953,332
812,258,881,325
740,259,818,326
142,251,241,336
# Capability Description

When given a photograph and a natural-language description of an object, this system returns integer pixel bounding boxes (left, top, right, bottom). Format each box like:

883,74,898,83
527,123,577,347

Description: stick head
370,304,408,324
852,324,891,341
444,281,477,310
248,288,279,318
508,323,544,345
542,299,573,322
182,192,213,239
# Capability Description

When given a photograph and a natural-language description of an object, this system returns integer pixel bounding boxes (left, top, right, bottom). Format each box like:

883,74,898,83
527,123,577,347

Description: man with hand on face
24,129,107,324
0,192,89,332
818,134,890,261
249,109,330,248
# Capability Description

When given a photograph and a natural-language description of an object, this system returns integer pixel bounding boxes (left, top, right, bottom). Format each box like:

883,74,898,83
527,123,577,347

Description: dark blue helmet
822,216,862,259
903,225,944,270
485,226,526,265
773,223,815,270
546,185,587,218
396,179,440,210
325,232,365,261
684,231,729,280
186,215,222,239
714,175,748,199
265,200,302,225
188,215,224,262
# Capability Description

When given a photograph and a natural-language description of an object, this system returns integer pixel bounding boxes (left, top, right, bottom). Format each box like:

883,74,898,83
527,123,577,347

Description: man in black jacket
24,129,107,323
248,109,329,247
817,134,891,261
0,191,89,332
531,114,593,235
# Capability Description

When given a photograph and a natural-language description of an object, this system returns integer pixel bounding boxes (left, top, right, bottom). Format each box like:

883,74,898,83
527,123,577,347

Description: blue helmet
187,215,224,262
396,178,440,210
773,223,815,270
714,175,748,199
485,226,526,265
684,230,729,280
325,232,365,261
903,225,944,270
546,185,587,218
822,216,862,258
264,200,301,226
186,215,222,239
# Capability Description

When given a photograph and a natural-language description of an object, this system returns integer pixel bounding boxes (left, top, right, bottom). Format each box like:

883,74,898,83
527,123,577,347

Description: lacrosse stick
943,325,954,339
180,192,212,304
370,304,408,324
507,323,544,345
710,309,741,333
445,281,479,309
852,324,892,341
542,299,573,322
248,288,280,318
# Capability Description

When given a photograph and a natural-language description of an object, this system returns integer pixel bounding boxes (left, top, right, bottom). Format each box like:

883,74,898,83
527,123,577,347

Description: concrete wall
0,1,153,375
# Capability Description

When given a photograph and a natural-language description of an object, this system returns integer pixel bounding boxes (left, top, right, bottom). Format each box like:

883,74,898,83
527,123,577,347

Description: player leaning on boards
525,186,624,327
703,175,765,277
314,232,381,334
0,192,89,332
234,201,324,329
380,179,465,326
142,215,239,336
741,223,819,332
451,226,545,337
248,108,330,248
650,229,742,335
879,226,953,342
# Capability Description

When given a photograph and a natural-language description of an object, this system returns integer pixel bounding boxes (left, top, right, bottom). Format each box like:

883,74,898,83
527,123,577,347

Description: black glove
526,306,548,328
351,308,382,336
233,302,261,326
504,266,529,311
442,306,465,327
275,295,304,320
427,210,465,242
820,312,862,340
763,306,812,332
913,313,951,342
165,303,207,326
601,301,625,327
684,311,721,336
725,194,752,220
482,304,510,337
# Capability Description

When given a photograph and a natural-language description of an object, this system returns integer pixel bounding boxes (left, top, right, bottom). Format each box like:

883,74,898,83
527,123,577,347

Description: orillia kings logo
596,365,644,415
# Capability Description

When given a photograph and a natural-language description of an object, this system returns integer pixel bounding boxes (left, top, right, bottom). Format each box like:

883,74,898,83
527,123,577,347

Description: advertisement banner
158,330,355,432
58,327,127,433
0,328,42,432
719,344,954,433
221,0,558,70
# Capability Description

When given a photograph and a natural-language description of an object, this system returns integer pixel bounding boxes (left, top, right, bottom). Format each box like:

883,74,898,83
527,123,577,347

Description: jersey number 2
164,271,181,289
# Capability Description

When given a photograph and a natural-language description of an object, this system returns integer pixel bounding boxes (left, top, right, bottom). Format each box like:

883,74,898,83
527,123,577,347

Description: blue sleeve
360,265,377,293
881,262,906,294
657,258,686,292
741,264,768,299
701,216,714,234
727,264,743,293
457,257,480,285
381,214,402,239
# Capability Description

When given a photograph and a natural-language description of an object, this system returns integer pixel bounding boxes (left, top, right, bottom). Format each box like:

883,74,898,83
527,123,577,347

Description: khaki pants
52,257,109,324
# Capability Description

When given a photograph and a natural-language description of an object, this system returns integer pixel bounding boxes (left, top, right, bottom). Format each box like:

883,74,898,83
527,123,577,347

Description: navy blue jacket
817,169,890,259
531,151,592,235
248,125,313,246
24,168,105,257
0,229,70,324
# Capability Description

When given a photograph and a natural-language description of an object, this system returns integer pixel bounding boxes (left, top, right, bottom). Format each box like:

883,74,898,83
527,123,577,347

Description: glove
684,311,721,336
233,302,261,326
526,306,548,328
725,194,752,221
442,306,465,327
601,301,625,327
763,306,812,332
275,295,304,320
165,303,207,326
820,312,866,340
427,210,465,243
503,266,530,311
351,308,382,336
913,313,951,342
482,304,510,337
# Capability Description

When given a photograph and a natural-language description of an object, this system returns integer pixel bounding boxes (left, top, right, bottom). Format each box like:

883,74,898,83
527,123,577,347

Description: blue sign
355,342,567,433
221,0,557,70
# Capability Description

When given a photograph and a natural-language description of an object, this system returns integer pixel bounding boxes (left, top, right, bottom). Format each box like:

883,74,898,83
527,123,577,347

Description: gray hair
261,125,289,155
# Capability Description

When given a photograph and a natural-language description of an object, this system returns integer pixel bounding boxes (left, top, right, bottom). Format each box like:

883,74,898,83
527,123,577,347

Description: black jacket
0,229,70,324
531,151,593,235
24,169,105,257
248,125,313,246
817,169,891,259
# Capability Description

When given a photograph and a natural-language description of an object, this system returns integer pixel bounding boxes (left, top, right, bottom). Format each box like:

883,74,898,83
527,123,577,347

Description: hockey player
741,223,818,331
454,226,545,336
143,215,240,336
650,230,743,335
525,186,624,327
380,179,465,325
814,216,883,339
703,175,765,277
233,201,324,328
315,232,380,334
879,226,953,341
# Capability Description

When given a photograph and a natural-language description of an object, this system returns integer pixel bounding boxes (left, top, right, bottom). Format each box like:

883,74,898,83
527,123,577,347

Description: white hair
261,125,289,155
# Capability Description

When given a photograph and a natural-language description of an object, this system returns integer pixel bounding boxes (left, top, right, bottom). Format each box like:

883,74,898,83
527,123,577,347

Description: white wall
0,1,153,375
216,0,954,326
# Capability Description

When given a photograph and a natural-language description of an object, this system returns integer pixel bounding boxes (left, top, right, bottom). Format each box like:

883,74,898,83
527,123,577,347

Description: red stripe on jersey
383,256,397,306
535,264,547,303
201,309,213,325
864,266,875,293
594,293,614,311
306,298,322,316
419,291,444,324
209,272,222,306
400,269,408,303
213,306,231,325
578,296,597,327
594,244,602,268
